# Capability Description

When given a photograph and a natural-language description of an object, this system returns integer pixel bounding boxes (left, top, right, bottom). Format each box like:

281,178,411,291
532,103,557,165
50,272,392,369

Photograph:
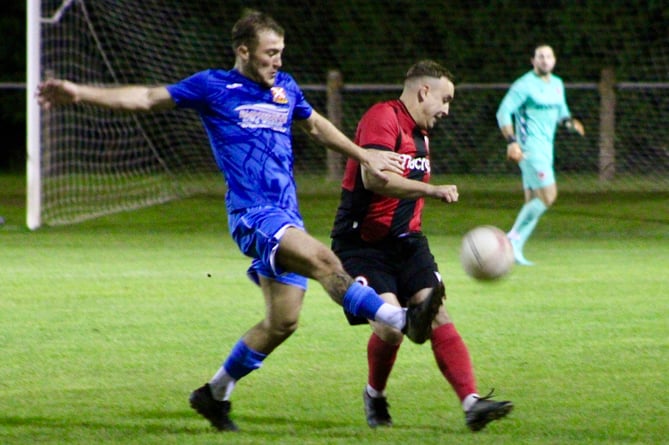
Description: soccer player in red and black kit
331,60,513,432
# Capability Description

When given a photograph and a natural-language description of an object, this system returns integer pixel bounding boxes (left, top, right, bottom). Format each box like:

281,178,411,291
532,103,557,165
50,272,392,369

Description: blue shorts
228,206,308,290
519,153,555,190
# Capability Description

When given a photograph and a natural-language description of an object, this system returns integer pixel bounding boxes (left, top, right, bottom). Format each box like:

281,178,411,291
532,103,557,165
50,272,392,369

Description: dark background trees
1,1,666,172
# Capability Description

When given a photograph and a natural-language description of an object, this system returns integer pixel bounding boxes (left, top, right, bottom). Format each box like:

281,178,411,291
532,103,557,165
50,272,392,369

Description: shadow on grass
0,408,462,439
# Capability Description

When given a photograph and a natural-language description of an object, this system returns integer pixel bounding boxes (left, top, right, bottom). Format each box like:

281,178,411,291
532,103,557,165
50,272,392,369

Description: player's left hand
572,118,585,136
434,184,459,203
361,149,404,182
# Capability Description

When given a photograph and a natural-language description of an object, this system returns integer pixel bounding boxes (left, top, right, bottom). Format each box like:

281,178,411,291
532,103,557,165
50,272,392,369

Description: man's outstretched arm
36,79,175,112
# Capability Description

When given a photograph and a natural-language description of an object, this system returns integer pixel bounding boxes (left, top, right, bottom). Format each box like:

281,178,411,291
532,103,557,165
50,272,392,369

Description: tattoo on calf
326,272,354,302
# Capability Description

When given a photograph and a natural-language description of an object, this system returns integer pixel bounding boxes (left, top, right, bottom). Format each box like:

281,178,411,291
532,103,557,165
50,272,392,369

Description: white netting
40,0,228,225
36,0,669,226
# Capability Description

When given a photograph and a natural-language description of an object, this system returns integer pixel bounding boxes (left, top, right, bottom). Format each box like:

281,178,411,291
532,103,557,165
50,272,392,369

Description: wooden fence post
598,67,616,181
326,70,344,182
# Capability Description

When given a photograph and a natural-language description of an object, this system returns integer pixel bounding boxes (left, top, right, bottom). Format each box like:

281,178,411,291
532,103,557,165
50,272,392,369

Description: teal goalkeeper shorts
519,153,556,190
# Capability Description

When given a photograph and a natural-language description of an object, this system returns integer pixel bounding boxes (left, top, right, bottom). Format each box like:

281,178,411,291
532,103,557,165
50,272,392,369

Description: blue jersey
496,70,571,161
166,69,313,213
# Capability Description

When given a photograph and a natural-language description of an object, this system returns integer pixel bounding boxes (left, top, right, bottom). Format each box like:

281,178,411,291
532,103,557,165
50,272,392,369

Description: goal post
26,0,43,230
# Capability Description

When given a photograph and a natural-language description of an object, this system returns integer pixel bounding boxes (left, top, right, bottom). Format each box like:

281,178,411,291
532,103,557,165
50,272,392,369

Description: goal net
31,0,232,227
30,1,669,228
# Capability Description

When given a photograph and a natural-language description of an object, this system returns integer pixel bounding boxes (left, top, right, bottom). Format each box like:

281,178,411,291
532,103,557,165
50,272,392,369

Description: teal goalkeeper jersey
496,70,571,161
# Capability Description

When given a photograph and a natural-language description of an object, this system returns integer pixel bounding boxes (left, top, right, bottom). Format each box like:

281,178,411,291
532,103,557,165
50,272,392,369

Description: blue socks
223,340,267,380
222,284,399,383
343,281,385,321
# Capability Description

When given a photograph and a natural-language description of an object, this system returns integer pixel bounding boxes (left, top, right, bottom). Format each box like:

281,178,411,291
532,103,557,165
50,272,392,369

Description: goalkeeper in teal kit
496,44,585,265
36,9,443,432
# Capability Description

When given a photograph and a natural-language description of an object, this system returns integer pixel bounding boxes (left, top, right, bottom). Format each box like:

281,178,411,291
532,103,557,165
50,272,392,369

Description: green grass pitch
1,173,667,444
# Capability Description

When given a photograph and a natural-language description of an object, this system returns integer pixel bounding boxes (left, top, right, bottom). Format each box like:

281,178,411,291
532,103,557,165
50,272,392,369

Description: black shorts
332,234,441,325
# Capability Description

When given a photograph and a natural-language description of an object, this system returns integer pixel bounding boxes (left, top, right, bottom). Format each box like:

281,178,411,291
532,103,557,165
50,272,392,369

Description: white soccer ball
460,225,514,281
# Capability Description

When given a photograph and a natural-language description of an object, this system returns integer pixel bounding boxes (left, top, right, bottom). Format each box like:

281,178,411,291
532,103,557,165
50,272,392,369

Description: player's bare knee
374,324,404,344
269,318,299,339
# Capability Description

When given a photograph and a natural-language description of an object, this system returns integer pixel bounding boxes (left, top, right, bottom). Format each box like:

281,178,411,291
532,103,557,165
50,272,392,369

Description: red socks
431,323,477,401
367,332,400,393
366,323,477,403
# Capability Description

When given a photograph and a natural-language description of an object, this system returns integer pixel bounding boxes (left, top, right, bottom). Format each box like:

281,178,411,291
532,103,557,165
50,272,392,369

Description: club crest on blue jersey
270,87,288,104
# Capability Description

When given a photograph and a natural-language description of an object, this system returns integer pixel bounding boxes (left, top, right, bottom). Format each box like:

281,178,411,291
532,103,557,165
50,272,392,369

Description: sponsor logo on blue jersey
235,103,290,132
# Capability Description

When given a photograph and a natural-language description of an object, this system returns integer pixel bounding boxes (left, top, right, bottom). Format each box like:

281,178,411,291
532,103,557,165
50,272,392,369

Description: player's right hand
572,118,586,136
506,142,523,163
362,149,404,182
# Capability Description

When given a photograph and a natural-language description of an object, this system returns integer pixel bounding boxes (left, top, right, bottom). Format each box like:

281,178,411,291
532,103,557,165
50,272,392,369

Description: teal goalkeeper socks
509,197,547,250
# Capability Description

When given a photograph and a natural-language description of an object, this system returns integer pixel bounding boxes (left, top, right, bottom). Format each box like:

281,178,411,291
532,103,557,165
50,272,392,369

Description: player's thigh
276,227,343,279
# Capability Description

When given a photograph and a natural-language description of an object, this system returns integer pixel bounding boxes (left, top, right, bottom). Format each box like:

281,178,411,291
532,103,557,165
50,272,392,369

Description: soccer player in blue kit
497,44,585,265
36,10,443,432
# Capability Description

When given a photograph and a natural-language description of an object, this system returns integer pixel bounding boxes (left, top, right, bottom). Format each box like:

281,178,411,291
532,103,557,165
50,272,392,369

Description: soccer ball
460,225,514,281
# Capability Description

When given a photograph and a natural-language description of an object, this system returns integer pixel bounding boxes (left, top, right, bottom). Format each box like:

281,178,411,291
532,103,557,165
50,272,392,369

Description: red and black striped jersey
331,99,431,243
